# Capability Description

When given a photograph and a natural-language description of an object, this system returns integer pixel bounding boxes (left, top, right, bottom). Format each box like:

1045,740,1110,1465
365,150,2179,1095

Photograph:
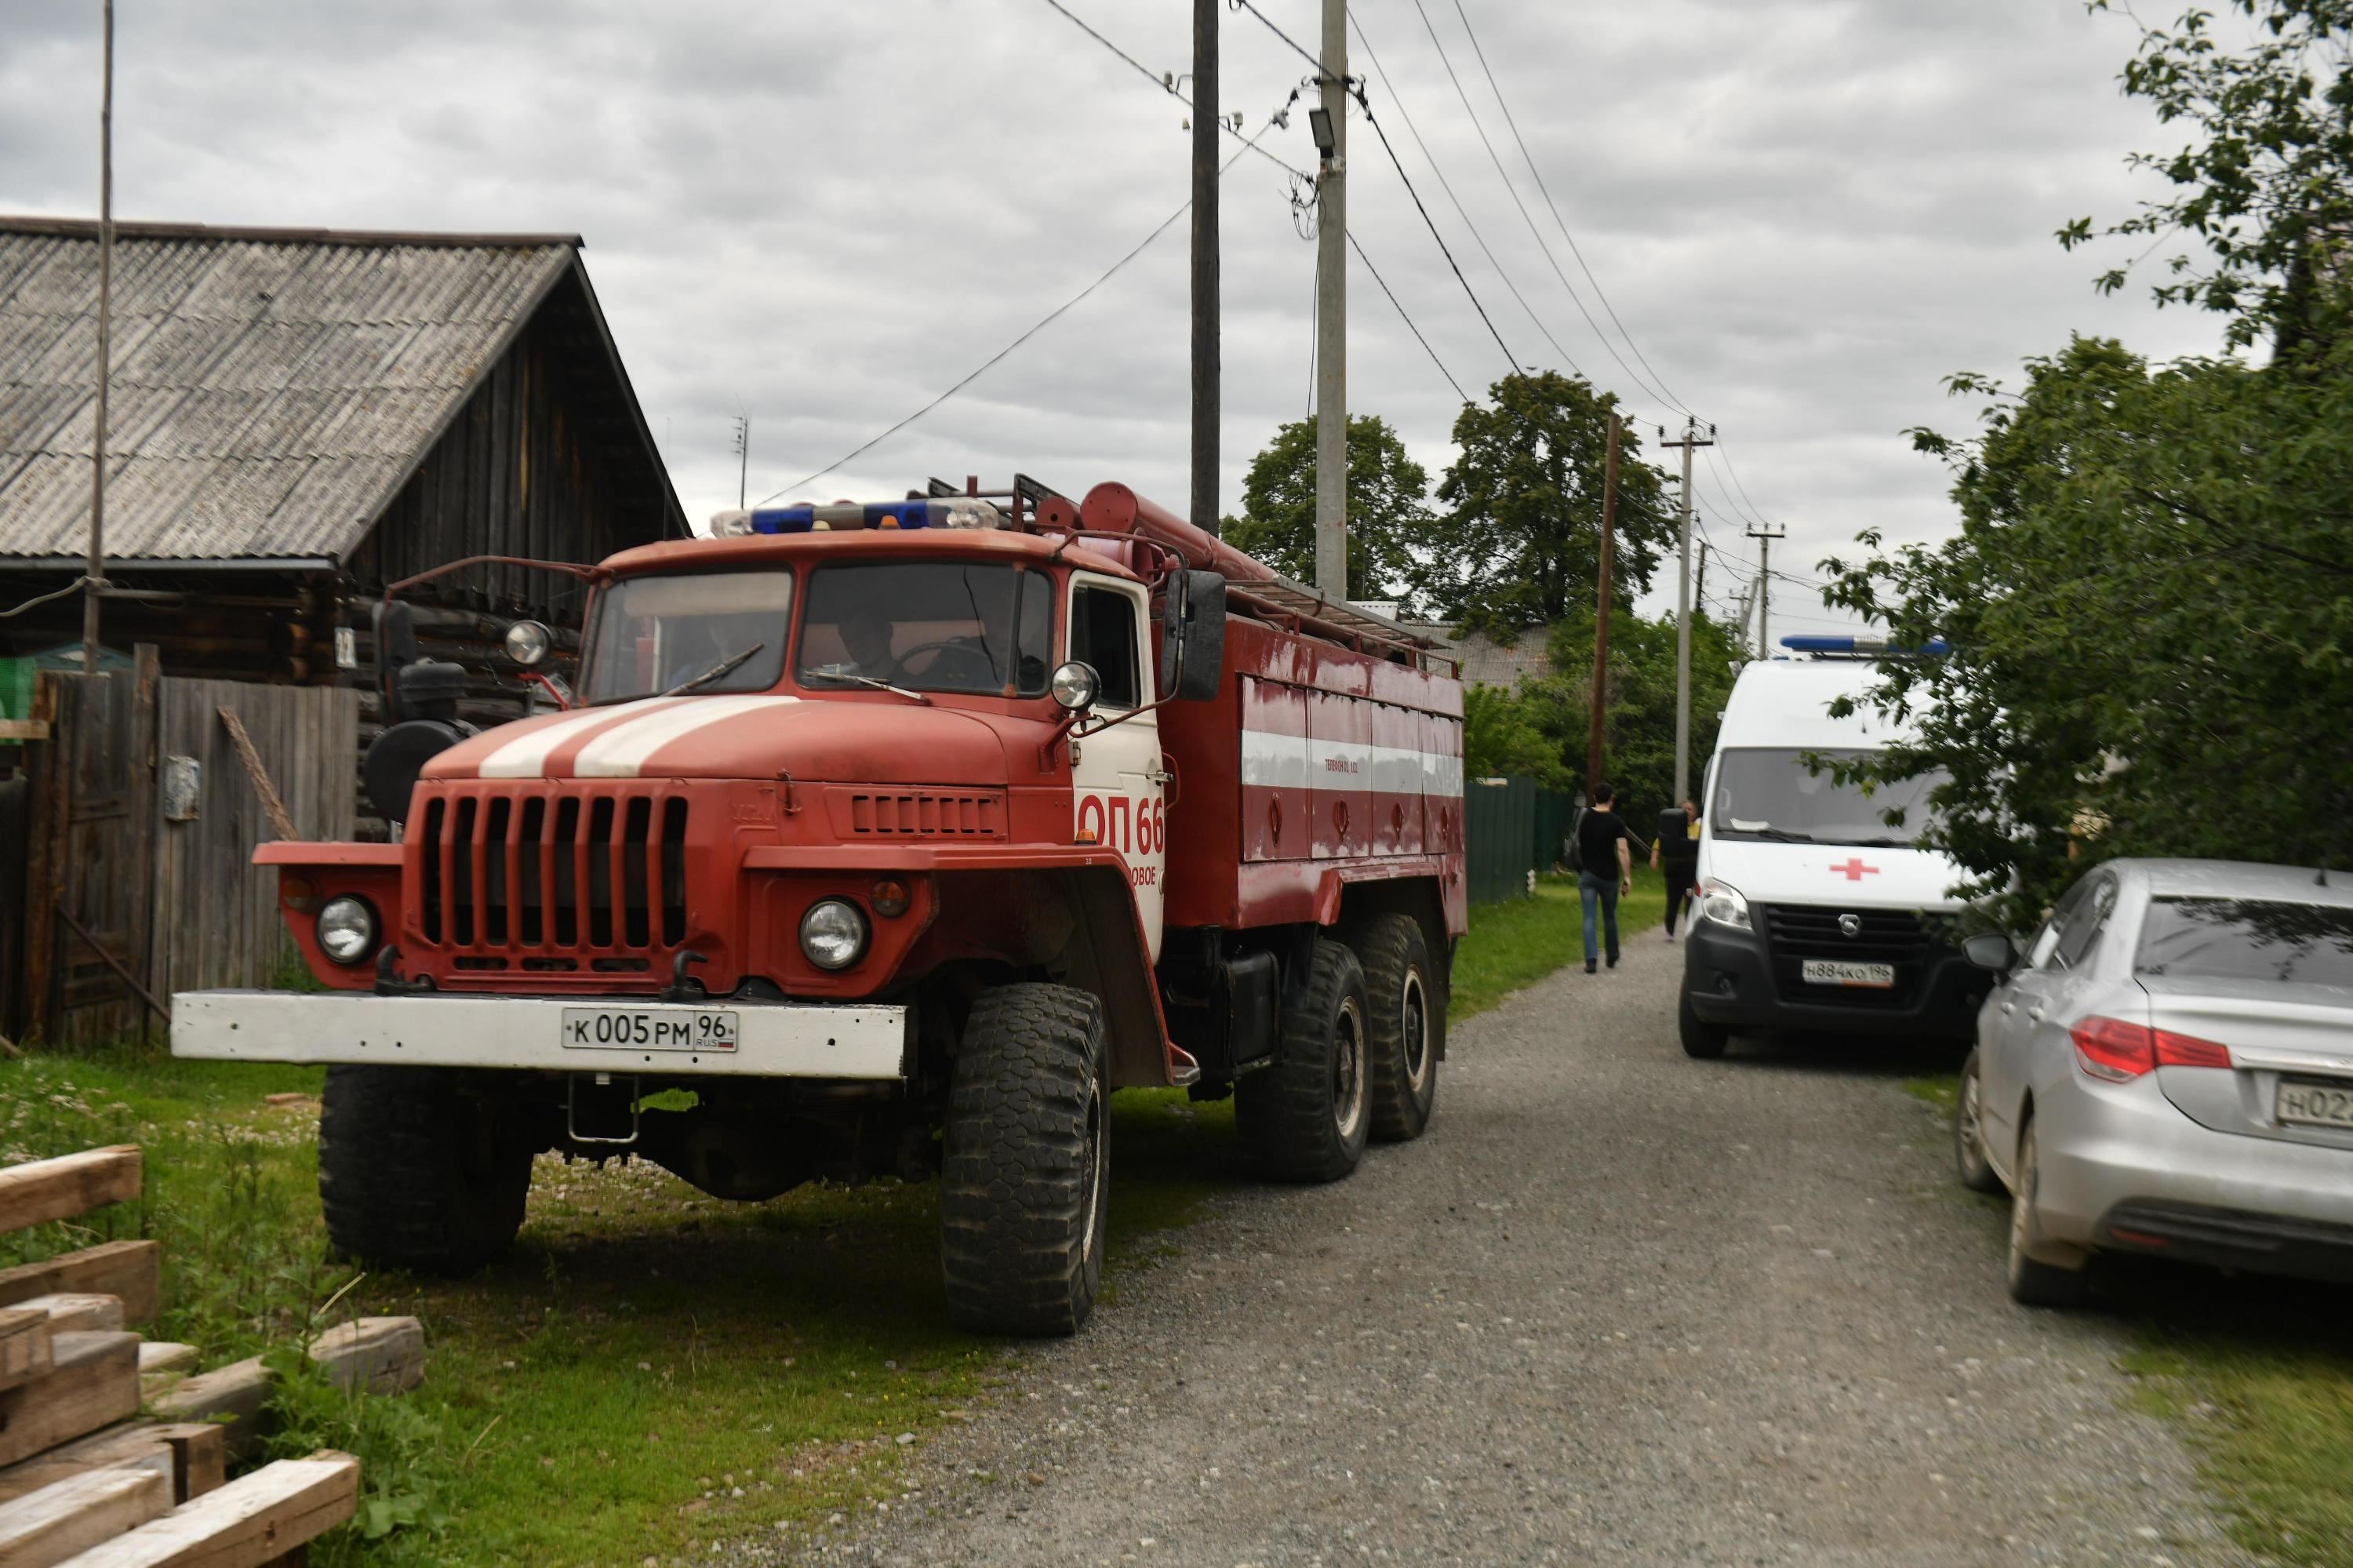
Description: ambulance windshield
1709,748,1948,847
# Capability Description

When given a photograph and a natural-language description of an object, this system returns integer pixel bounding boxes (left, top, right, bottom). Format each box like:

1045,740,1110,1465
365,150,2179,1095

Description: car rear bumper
2031,1075,2353,1279
170,989,910,1079
2094,1199,2353,1284
1679,916,1984,1041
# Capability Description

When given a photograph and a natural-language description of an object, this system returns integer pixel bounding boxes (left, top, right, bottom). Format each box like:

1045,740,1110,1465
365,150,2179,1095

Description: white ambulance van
1678,637,1989,1058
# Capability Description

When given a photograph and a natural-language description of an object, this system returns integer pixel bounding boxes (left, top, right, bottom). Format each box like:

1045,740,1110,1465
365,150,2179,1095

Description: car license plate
1800,959,1895,989
560,1007,739,1053
2276,1078,2353,1131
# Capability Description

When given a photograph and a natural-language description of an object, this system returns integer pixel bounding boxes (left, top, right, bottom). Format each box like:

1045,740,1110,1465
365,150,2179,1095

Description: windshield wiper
1730,827,1818,843
661,643,765,697
1837,836,1917,849
814,671,932,706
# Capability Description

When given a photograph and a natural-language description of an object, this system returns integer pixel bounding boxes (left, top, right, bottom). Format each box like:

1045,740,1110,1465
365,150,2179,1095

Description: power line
755,120,1279,507
1034,0,1312,180
1347,6,1587,380
1229,0,1324,74
1347,227,1469,402
1353,87,1518,372
1402,0,1672,421
1713,438,1783,529
1448,0,1693,417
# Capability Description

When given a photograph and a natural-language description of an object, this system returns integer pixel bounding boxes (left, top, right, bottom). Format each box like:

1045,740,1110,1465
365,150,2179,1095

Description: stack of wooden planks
0,1146,361,1566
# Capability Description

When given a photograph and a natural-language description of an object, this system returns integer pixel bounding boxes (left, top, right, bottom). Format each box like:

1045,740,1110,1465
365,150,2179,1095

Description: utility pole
733,416,749,509
82,0,115,674
1660,419,1713,802
1747,522,1785,658
1585,413,1621,795
1311,0,1347,599
1191,0,1220,535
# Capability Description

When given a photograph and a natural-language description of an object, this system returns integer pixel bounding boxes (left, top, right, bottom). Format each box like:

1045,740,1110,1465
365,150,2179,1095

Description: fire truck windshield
798,562,1052,697
580,570,795,704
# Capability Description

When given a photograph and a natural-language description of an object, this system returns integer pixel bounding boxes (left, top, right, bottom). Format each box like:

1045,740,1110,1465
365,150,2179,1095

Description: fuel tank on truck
420,697,1019,785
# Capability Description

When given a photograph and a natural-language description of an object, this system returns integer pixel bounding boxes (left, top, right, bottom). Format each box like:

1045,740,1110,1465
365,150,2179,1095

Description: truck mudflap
170,990,910,1079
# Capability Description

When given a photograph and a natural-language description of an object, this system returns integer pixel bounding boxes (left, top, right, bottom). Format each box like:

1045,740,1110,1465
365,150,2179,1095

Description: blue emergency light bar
1780,634,1951,656
749,501,940,533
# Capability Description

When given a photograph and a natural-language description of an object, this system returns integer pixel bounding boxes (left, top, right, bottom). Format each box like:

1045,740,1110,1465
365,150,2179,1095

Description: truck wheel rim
1332,997,1366,1141
1401,969,1431,1093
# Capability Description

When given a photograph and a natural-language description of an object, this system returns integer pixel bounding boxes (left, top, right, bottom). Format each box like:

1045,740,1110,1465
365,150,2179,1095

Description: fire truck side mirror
1162,569,1226,702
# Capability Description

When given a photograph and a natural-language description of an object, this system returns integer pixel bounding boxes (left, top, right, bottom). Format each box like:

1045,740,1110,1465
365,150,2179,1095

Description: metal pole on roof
82,0,115,675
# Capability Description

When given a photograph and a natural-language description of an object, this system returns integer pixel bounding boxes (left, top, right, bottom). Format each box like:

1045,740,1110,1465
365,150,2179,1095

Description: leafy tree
2065,0,2353,352
1822,2,2353,927
1420,373,1674,638
1515,609,1746,827
1220,415,1433,608
1460,681,1563,788
1825,334,2353,927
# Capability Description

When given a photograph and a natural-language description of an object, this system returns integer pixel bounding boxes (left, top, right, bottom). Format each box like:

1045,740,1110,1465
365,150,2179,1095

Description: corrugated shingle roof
0,217,577,562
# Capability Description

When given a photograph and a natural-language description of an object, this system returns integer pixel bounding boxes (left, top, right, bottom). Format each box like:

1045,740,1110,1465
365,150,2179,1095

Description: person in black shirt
1574,783,1642,973
1651,797,1700,941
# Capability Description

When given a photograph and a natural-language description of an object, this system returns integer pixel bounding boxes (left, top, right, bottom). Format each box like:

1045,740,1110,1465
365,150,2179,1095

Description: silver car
1952,858,2353,1306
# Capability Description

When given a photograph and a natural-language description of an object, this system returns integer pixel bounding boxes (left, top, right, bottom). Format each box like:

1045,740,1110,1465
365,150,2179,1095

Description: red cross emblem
1831,858,1880,882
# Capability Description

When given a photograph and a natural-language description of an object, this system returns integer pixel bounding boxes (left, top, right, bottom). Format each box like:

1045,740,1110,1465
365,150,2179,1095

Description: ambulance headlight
798,898,869,971
316,896,379,965
1697,878,1751,932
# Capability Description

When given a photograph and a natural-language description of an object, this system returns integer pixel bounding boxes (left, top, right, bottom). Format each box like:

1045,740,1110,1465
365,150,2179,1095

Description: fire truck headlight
1050,661,1100,711
799,898,869,971
316,896,379,965
504,620,553,667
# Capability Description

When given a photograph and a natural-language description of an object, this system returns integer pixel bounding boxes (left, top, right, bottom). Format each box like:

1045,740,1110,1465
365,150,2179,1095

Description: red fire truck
172,478,1466,1334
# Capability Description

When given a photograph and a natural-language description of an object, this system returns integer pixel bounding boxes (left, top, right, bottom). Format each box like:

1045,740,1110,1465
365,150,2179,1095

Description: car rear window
2134,897,2353,988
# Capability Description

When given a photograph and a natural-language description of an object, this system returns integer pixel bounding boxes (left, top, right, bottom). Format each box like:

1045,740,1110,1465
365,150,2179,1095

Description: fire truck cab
172,478,1466,1335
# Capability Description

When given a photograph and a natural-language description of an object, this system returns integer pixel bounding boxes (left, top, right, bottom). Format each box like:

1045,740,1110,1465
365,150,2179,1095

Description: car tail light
2069,1015,2233,1081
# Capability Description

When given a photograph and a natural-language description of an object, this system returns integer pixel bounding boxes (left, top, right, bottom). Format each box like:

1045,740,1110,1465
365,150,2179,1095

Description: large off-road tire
1954,1048,2006,1195
1678,987,1730,1060
1355,914,1440,1142
1236,940,1371,1182
940,984,1110,1337
2006,1117,2089,1308
318,1066,532,1275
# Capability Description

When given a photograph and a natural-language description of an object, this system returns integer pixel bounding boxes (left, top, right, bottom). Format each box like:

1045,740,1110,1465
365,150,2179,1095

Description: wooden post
1585,413,1621,795
216,708,296,842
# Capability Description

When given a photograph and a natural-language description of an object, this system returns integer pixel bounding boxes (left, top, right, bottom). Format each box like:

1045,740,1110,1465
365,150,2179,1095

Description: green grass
1902,1067,2353,1565
0,1054,1250,1566
1453,867,1669,1018
0,881,1612,1565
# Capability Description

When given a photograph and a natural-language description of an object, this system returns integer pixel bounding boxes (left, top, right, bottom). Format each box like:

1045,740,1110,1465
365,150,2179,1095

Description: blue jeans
1578,871,1621,966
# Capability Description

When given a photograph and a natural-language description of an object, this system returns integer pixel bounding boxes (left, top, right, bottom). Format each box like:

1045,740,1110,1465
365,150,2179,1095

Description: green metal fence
1464,776,1535,904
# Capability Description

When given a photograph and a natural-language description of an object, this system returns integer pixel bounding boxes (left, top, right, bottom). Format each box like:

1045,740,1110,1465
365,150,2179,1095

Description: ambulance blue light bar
1780,634,1951,656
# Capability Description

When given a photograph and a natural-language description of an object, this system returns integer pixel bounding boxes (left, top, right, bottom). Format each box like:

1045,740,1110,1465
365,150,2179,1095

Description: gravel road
766,934,2250,1567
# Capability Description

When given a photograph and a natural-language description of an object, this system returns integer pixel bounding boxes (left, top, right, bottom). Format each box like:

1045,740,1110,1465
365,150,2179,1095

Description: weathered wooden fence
1,660,355,1049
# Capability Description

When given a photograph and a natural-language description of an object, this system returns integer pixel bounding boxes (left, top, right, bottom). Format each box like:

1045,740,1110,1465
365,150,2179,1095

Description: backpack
1564,807,1589,873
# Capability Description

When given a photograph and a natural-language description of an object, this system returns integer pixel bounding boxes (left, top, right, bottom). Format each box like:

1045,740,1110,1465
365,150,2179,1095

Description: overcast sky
3,0,2232,636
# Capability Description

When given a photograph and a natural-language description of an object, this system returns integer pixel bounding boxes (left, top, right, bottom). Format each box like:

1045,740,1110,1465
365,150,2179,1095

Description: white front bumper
171,990,909,1080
